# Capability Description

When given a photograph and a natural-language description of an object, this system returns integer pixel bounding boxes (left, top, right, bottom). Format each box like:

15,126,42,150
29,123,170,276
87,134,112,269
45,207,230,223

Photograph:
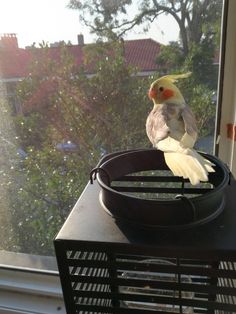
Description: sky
0,0,179,48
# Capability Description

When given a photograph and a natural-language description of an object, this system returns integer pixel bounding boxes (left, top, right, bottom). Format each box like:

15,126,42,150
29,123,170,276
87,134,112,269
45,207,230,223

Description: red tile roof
0,48,32,79
0,38,161,79
124,39,161,71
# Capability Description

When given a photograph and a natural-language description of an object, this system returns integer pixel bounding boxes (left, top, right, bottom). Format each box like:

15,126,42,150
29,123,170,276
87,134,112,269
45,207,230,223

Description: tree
80,40,149,152
68,0,222,136
0,94,21,251
68,0,222,56
7,40,149,254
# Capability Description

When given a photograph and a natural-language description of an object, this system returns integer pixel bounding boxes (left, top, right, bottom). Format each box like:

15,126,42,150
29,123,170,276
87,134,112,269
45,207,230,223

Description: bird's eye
159,86,164,92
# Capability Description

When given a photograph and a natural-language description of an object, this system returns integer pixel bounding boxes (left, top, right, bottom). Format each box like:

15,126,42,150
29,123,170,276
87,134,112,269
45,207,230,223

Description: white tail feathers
164,149,215,185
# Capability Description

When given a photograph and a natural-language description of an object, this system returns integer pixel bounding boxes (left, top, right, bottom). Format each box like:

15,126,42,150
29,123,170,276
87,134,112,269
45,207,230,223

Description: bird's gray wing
146,105,170,146
180,105,198,148
181,105,198,135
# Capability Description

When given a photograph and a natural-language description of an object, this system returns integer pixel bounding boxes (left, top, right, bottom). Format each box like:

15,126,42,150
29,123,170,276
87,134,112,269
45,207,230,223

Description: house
0,33,161,79
0,33,162,113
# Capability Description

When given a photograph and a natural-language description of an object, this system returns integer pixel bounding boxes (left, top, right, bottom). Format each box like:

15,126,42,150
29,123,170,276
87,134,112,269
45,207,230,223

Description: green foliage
189,85,216,138
3,40,149,255
8,147,86,254
156,38,218,139
0,96,20,251
182,39,218,89
156,42,184,71
69,0,221,139
1,0,223,255
14,113,47,149
81,41,149,152
181,82,216,138
68,0,223,54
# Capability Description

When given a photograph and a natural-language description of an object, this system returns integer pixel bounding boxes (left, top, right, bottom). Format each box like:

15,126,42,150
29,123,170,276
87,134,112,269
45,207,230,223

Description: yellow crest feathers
157,72,192,83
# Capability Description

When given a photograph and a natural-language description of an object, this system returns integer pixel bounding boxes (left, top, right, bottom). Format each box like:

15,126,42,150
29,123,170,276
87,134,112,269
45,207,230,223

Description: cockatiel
146,72,215,185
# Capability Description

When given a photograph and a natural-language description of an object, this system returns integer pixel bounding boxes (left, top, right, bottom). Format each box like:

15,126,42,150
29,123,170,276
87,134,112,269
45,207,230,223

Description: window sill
0,251,65,314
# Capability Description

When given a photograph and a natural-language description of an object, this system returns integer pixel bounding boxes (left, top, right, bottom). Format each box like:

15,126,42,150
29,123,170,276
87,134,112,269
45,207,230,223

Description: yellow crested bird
146,72,215,185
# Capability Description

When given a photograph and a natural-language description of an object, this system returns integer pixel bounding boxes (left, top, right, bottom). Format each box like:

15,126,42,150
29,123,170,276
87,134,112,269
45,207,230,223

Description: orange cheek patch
163,89,174,99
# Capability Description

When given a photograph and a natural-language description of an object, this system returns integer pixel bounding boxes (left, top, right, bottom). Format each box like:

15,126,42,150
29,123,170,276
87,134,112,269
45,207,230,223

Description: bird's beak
148,88,157,100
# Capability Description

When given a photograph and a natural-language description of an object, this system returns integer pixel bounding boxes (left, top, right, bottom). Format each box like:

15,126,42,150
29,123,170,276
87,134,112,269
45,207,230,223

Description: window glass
0,0,223,255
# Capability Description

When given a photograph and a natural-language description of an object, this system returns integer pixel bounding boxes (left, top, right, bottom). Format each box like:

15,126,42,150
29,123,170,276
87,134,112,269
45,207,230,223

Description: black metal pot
91,149,230,230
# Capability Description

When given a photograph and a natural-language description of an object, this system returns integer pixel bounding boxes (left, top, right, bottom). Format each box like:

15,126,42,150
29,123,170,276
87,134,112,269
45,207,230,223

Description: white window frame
215,0,236,176
0,0,235,313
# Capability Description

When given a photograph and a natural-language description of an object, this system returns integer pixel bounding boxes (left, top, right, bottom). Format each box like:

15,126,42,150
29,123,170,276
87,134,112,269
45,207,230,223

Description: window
0,0,232,266
4,1,236,313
